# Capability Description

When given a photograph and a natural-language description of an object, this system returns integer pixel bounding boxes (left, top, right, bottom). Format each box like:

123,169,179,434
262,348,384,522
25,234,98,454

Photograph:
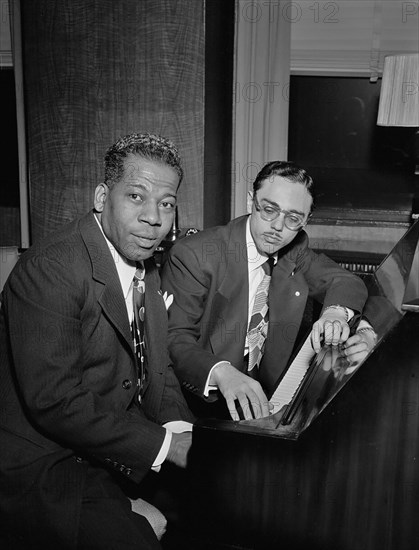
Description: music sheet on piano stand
269,334,315,414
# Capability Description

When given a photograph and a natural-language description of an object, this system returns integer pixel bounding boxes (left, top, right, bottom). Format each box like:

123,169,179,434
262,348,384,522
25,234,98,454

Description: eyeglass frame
252,194,311,231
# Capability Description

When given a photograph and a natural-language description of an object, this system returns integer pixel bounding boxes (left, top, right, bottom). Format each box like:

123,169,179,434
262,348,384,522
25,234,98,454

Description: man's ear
94,183,109,213
246,190,254,214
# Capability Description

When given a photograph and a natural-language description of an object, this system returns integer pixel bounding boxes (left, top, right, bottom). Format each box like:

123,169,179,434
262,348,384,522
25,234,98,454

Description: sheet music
269,334,315,414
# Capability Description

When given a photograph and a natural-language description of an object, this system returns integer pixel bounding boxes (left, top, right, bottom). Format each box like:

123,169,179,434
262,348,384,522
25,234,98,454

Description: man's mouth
133,235,158,249
263,233,282,244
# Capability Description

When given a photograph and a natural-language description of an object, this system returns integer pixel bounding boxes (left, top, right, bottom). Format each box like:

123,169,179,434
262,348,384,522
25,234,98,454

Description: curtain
232,0,291,217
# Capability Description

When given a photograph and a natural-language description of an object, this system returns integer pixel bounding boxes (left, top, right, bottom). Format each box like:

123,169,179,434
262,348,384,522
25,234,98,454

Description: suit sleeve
158,364,196,423
161,241,226,398
4,253,167,484
295,241,368,313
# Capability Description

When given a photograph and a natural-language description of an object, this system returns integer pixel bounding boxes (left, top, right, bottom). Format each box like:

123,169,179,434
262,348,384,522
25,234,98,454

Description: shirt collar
94,214,138,298
246,217,277,272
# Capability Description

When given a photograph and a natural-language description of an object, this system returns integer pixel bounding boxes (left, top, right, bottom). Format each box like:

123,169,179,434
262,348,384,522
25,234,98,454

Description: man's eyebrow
126,182,147,190
261,198,306,216
161,192,177,200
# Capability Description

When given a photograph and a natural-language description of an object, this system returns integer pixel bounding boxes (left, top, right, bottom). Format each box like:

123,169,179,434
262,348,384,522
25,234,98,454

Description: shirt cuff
151,429,172,472
203,361,232,397
151,421,194,472
323,305,354,322
164,421,193,433
357,318,373,330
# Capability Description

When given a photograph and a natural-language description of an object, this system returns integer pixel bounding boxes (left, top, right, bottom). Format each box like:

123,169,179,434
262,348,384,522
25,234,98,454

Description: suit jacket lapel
80,212,133,352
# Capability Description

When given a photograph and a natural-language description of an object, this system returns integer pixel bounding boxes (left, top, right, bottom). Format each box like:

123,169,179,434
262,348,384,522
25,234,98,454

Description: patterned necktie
247,257,274,373
132,264,147,396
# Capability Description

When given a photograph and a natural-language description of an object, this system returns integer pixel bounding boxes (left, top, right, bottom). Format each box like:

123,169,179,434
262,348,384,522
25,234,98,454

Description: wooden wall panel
20,0,204,242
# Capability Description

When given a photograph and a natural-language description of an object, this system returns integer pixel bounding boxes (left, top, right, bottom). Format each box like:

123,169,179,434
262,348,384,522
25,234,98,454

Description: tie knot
262,257,274,276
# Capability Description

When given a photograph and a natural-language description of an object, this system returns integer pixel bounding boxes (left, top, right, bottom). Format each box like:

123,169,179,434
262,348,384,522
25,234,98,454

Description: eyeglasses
253,195,308,231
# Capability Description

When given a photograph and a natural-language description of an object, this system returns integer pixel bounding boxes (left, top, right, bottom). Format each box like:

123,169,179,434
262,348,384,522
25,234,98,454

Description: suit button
122,379,132,390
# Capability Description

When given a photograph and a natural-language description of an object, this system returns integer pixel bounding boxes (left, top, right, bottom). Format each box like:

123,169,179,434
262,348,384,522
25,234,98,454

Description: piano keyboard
269,334,315,414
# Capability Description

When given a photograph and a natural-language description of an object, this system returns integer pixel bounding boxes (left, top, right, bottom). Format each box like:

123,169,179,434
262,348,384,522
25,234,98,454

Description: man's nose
271,212,286,231
138,201,161,225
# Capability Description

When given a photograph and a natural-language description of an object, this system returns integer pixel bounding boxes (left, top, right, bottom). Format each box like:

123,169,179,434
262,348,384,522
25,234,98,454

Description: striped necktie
247,257,274,373
132,264,147,396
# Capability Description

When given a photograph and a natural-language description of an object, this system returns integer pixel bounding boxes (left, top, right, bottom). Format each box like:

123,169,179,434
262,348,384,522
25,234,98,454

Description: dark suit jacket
162,215,368,400
0,211,193,548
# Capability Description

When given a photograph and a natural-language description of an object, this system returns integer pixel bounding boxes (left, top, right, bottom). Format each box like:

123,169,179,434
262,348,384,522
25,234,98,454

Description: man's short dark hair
253,161,314,209
104,133,183,188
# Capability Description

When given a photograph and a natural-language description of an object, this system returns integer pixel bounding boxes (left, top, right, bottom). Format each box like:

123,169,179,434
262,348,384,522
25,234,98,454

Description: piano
185,220,419,550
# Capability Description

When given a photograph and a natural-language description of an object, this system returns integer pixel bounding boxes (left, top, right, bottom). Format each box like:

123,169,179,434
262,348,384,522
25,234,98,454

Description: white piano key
269,334,315,414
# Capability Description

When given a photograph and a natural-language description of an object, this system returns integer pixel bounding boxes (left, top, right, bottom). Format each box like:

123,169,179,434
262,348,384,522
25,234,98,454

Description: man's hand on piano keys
311,306,350,352
210,363,271,421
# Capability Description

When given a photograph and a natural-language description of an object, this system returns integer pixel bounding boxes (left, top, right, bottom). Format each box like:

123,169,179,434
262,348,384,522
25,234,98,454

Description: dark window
288,76,416,212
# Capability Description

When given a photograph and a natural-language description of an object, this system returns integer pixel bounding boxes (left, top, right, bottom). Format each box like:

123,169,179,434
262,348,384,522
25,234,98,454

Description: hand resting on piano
335,324,378,374
311,305,351,352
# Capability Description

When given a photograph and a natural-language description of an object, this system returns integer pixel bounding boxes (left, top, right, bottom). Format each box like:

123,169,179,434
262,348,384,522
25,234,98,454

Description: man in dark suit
0,133,194,549
162,161,371,421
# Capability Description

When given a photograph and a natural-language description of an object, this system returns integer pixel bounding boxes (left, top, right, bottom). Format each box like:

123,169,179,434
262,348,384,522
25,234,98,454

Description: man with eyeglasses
161,161,370,421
